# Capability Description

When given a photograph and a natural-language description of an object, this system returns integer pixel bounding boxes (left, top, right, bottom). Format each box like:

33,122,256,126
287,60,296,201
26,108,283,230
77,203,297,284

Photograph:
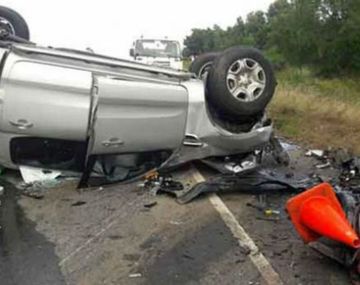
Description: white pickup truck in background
130,38,183,70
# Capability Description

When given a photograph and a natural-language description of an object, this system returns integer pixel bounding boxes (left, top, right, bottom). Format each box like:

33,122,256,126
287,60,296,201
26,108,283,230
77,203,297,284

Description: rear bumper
162,124,273,169
163,79,273,168
204,125,273,153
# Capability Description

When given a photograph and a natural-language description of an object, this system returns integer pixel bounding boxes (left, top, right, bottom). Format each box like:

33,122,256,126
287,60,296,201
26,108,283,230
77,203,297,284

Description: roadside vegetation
270,68,360,153
183,0,360,152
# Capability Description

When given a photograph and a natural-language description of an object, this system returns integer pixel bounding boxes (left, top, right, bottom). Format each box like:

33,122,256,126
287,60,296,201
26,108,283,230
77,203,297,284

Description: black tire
189,52,219,78
207,46,276,119
0,6,30,40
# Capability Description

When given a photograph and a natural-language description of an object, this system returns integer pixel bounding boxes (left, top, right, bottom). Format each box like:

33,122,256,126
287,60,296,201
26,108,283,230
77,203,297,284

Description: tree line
183,0,360,75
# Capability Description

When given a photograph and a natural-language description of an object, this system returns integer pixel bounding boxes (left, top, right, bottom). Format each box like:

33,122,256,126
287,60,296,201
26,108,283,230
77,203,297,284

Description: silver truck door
0,54,92,141
89,77,188,155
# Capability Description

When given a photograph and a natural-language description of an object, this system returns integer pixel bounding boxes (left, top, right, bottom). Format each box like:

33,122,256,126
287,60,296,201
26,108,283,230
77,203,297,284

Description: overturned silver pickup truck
0,6,276,185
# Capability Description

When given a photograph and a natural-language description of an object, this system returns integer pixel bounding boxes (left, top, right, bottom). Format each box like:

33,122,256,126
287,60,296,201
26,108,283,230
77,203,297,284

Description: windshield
134,40,180,58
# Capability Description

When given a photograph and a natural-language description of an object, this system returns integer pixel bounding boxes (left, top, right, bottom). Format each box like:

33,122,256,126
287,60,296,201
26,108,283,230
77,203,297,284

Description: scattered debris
10,139,360,281
19,165,61,184
139,173,183,196
316,161,331,169
108,234,123,240
128,273,142,278
182,253,195,260
22,189,45,200
201,153,258,174
304,147,358,175
224,160,257,174
19,179,62,200
264,209,280,216
139,165,315,205
140,142,360,281
164,170,310,204
339,157,360,188
280,141,299,152
71,201,87,207
143,201,157,209
246,200,280,220
15,166,66,199
331,148,354,166
305,149,324,158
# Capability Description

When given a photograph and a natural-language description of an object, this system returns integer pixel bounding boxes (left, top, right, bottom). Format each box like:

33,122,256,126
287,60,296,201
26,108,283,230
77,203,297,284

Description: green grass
270,67,360,153
277,67,360,104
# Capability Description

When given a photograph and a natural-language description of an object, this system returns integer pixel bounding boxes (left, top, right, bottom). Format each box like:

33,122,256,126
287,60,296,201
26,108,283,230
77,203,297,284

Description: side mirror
129,48,135,57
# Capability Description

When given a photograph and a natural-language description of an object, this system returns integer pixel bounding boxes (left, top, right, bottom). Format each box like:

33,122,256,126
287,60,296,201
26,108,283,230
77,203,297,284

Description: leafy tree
183,0,360,75
245,11,268,49
268,0,320,68
183,28,213,55
315,0,360,74
267,0,291,20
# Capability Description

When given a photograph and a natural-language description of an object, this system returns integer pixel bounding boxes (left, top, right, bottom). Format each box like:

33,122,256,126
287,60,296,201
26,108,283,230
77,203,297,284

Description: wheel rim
226,58,266,102
0,17,15,35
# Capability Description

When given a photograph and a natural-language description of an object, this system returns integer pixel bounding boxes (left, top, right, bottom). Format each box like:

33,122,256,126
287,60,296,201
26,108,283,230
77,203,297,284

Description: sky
1,0,274,58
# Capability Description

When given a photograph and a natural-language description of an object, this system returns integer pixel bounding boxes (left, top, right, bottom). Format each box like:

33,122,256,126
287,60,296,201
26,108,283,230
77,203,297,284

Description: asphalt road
0,146,353,285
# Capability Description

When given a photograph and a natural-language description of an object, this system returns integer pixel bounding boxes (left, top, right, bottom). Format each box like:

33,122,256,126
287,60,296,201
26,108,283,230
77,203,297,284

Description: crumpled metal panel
162,80,273,168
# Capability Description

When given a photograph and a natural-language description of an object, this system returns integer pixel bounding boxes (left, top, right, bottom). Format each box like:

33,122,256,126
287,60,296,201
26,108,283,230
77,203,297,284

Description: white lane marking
191,167,284,285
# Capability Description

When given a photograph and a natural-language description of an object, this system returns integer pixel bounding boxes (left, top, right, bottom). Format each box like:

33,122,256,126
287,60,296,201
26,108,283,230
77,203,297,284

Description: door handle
102,138,124,147
9,119,33,130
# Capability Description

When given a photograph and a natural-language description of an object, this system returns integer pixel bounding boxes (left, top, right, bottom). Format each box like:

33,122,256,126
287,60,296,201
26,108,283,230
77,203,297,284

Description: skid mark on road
191,167,284,285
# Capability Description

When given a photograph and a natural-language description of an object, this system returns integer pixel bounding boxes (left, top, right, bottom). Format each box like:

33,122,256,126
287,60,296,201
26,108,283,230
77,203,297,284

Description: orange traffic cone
286,183,360,248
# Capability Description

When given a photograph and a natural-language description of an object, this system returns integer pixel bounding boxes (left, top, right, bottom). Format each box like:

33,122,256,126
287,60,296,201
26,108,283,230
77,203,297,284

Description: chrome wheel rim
226,58,266,102
0,17,15,35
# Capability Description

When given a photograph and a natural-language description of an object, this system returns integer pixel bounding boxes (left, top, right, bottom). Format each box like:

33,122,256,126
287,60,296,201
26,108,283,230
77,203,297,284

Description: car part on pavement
139,172,184,197
19,165,61,184
207,46,276,121
156,169,307,204
0,6,29,40
200,153,258,174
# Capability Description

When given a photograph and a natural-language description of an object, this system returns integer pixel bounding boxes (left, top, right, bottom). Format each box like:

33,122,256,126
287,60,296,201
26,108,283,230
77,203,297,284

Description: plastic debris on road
19,165,61,184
